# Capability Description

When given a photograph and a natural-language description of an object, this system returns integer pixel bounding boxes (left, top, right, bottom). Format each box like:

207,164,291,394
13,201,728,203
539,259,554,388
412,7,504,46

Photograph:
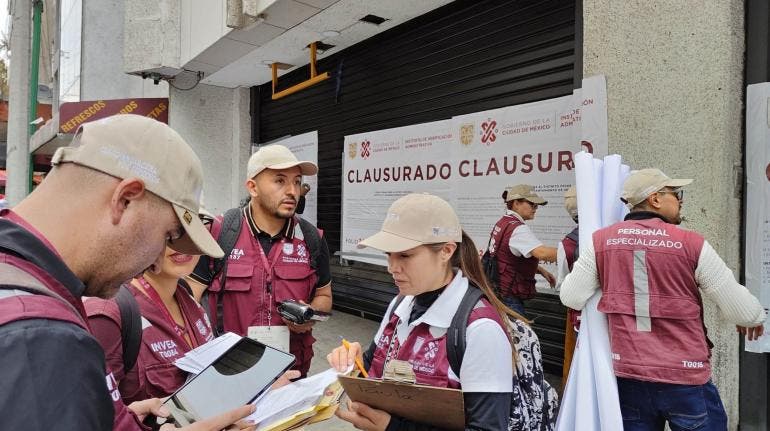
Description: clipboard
337,375,465,430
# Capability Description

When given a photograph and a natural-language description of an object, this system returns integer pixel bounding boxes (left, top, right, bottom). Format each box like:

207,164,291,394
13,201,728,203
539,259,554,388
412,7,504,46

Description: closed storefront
252,0,579,373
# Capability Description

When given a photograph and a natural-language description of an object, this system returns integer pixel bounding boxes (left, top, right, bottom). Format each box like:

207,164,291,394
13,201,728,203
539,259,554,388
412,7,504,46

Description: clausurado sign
341,76,608,290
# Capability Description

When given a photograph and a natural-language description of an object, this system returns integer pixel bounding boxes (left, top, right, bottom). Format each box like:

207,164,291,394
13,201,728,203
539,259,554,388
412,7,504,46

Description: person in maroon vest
0,115,257,430
556,186,580,384
192,144,332,378
560,168,766,431
489,184,557,316
327,193,516,431
85,245,214,404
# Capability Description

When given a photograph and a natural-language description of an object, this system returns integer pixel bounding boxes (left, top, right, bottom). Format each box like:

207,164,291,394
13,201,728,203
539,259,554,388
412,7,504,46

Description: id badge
247,325,290,353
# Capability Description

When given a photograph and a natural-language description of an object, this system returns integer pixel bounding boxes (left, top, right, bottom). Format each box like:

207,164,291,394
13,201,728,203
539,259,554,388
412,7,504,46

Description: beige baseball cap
564,186,578,218
504,184,548,205
247,144,318,179
51,114,224,258
621,168,692,207
358,193,462,253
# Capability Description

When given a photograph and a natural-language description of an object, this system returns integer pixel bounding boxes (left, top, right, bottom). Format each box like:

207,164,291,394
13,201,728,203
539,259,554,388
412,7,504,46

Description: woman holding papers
328,193,516,431
85,244,217,404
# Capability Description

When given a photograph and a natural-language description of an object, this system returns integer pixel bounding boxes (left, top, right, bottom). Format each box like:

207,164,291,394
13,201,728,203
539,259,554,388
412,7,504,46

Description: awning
30,98,169,157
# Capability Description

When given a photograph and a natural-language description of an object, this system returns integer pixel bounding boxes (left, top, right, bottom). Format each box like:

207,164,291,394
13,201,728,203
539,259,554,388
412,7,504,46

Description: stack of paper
251,367,350,431
174,332,242,374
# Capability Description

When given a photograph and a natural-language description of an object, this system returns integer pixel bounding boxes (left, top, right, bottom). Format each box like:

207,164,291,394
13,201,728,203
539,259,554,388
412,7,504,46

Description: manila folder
338,375,464,430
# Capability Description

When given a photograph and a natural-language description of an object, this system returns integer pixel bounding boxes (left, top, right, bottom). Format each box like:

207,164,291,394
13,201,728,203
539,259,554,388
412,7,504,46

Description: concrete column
583,1,745,428
168,83,251,215
6,0,32,206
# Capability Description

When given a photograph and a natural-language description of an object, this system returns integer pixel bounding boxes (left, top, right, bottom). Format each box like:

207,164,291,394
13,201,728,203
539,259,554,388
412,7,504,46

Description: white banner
261,131,319,225
341,76,609,280
745,83,770,353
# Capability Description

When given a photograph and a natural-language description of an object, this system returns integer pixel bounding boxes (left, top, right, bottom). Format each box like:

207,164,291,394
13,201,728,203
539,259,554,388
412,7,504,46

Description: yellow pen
341,338,369,378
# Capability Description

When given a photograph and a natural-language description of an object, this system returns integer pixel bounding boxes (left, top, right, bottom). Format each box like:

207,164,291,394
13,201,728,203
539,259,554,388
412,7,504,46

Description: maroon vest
207,215,320,376
490,215,539,299
561,230,581,328
594,217,710,385
0,254,144,430
368,295,503,389
86,283,214,403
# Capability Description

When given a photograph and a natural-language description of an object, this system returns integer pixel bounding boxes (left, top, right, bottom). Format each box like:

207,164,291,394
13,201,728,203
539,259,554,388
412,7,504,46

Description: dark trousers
617,377,728,431
501,296,527,318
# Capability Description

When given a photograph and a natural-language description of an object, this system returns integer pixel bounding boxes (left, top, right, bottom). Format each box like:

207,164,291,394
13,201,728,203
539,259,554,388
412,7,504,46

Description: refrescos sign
59,98,169,133
341,76,608,275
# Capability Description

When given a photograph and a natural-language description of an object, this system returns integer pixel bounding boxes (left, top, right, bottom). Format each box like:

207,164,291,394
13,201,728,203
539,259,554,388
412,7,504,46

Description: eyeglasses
200,215,214,228
657,189,684,201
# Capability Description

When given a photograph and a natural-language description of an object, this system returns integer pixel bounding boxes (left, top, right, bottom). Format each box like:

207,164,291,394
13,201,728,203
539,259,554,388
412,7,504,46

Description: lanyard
137,276,195,347
254,234,288,326
383,317,403,370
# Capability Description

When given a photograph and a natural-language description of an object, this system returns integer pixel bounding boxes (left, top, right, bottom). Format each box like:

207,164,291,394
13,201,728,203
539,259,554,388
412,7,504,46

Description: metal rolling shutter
254,0,577,374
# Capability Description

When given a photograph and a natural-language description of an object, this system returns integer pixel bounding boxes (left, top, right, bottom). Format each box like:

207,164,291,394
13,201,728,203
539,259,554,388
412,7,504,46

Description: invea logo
480,118,497,145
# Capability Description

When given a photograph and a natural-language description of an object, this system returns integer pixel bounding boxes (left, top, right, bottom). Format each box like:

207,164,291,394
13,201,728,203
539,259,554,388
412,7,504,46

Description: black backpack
191,207,323,335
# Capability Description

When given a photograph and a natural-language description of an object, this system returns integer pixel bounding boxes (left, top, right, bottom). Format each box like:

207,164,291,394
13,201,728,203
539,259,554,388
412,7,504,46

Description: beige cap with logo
621,168,692,207
358,193,462,253
564,186,578,219
247,144,318,179
51,114,224,258
504,184,548,205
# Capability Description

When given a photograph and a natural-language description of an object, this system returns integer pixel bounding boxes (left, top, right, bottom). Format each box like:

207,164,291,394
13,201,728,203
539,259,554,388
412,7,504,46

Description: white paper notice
341,76,609,290
248,325,291,353
744,83,770,353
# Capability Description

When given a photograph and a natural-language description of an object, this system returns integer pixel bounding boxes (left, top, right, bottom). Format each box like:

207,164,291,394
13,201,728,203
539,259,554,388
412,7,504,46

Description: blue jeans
617,377,727,431
501,296,527,318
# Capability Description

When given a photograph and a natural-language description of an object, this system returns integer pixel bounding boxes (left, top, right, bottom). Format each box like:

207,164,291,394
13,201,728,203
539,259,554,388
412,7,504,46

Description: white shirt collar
392,270,470,329
505,209,525,222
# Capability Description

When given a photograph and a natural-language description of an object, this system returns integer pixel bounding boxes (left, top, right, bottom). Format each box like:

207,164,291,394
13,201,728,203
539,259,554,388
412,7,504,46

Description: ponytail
451,230,528,363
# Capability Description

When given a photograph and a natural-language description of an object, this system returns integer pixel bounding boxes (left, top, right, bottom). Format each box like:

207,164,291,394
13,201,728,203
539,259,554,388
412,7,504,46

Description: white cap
621,168,692,207
358,193,462,253
247,144,318,179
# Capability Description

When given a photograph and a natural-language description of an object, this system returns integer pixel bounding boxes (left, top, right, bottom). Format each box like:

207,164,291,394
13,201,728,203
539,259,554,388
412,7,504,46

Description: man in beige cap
560,168,766,430
191,144,331,378
0,114,255,430
486,184,556,316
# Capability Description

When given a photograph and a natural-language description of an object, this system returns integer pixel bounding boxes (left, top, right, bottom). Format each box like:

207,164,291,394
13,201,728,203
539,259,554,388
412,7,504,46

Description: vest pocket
144,363,185,398
213,262,255,293
272,265,316,302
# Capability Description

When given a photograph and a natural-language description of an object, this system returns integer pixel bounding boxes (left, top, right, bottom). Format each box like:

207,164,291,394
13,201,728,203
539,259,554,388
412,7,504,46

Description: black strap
446,287,485,377
386,295,406,321
296,217,321,270
115,285,142,372
565,226,580,261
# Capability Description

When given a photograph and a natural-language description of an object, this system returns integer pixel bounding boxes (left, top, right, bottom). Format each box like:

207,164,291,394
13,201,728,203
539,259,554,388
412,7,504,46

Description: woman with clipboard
328,193,519,430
